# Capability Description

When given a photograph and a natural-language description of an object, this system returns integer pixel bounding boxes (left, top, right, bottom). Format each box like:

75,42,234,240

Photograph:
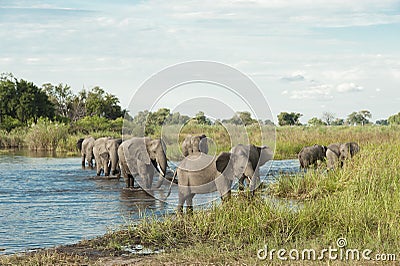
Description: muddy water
0,151,299,254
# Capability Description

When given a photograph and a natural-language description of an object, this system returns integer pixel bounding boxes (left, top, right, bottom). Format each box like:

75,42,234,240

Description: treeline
277,110,400,126
1,72,400,137
0,73,125,132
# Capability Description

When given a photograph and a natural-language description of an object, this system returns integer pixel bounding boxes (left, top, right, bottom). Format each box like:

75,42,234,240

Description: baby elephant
326,142,360,170
298,144,327,169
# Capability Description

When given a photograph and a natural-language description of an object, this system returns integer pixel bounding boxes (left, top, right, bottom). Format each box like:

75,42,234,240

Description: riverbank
1,126,400,265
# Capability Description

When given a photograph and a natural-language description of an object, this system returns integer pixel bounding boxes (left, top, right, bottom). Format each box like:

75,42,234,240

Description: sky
0,0,399,123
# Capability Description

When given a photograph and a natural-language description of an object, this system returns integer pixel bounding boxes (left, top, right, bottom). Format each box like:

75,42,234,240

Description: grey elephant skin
298,144,327,169
93,137,122,176
176,144,273,213
181,134,208,157
118,137,167,189
77,137,95,168
231,144,273,190
326,142,360,169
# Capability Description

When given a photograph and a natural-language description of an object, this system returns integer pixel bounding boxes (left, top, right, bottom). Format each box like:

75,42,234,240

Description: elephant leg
81,154,86,168
124,175,130,188
186,193,195,214
96,159,102,176
129,175,136,188
177,190,185,214
221,190,231,202
238,174,246,191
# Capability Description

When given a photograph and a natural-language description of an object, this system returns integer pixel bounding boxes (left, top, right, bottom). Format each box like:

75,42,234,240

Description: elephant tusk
157,164,165,177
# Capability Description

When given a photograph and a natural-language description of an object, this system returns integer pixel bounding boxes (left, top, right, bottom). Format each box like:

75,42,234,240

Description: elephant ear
181,135,192,157
76,138,84,151
350,142,359,157
216,152,231,173
136,139,151,164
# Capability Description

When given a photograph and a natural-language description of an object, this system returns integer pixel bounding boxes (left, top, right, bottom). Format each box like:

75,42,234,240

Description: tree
86,87,123,119
331,118,345,126
43,83,73,118
68,90,87,122
388,112,400,125
277,112,303,126
264,119,275,126
194,111,211,125
346,110,371,126
321,112,335,126
308,117,326,126
238,111,257,126
375,119,388,125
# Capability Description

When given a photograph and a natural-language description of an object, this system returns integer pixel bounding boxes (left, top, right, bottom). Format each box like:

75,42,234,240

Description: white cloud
280,73,305,82
288,84,333,100
336,82,364,92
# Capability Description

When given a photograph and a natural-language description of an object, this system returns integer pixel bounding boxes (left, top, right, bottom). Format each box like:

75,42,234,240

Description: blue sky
1,0,399,123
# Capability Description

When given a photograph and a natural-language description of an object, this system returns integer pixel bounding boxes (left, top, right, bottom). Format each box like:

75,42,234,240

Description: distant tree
277,112,302,126
331,118,345,126
308,117,326,126
346,110,371,126
375,119,388,126
68,90,87,122
264,119,275,126
165,112,190,124
194,111,212,125
86,86,123,119
43,83,73,118
388,112,400,125
222,111,257,126
237,111,257,126
14,79,55,124
321,112,335,126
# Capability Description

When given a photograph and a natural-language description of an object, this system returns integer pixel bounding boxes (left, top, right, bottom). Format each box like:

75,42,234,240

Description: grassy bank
2,122,398,160
2,126,399,265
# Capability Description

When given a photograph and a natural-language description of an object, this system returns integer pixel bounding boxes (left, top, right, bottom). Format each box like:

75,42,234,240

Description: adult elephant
176,144,273,213
93,137,122,176
232,144,273,191
181,134,208,157
77,137,95,168
118,137,167,189
298,144,327,169
326,142,360,170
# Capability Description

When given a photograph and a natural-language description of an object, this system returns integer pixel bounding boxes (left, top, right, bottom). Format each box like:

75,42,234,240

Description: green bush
25,118,69,151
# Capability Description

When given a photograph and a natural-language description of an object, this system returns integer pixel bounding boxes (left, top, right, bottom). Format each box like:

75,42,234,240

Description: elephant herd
77,134,274,213
77,135,359,212
298,142,360,170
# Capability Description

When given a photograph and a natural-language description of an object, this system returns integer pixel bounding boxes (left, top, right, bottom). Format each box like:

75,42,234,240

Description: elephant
326,142,360,170
231,144,273,191
176,144,273,213
298,144,327,169
118,137,167,189
93,137,122,176
77,137,95,168
181,134,208,157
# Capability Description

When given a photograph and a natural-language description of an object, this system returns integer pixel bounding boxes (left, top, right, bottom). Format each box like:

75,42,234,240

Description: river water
0,150,299,254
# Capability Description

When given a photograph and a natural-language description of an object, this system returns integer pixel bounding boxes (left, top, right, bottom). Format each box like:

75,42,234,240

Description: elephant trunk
244,162,259,192
158,152,167,178
110,152,119,176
